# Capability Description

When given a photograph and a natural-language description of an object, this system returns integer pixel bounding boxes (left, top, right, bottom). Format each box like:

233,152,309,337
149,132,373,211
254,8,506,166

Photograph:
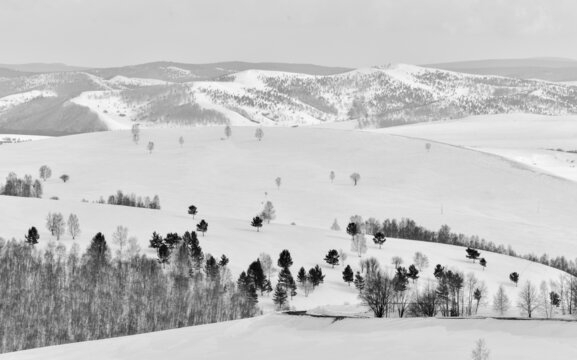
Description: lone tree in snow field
67,213,81,240
225,125,232,139
425,143,432,152
147,141,155,154
479,258,487,270
509,272,520,287
350,172,360,186
196,220,208,236
39,165,52,182
324,249,340,268
342,265,354,285
131,124,140,144
277,249,293,269
330,171,335,183
251,216,263,231
330,218,340,231
188,205,198,219
275,177,281,190
179,136,184,147
25,227,39,245
372,232,386,249
255,127,264,141
466,247,481,263
260,201,276,224
60,174,70,183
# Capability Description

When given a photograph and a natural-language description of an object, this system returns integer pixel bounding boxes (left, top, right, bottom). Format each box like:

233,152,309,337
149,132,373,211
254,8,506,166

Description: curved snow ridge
108,75,172,88
69,90,134,130
0,90,58,113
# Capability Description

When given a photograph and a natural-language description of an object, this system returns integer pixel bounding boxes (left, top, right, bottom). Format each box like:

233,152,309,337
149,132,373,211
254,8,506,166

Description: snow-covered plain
379,113,577,181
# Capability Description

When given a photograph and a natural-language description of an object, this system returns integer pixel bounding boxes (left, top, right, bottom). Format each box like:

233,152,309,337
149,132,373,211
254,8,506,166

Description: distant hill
0,68,29,78
3,61,577,135
426,57,577,81
0,63,88,73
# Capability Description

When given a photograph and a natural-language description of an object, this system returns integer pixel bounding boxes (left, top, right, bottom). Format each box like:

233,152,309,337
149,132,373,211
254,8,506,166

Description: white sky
1,0,576,68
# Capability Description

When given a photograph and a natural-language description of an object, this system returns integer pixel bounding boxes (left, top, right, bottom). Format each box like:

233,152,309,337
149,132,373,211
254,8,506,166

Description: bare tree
147,141,154,154
67,213,80,240
330,218,340,231
255,127,264,141
338,249,347,266
359,271,393,318
39,165,52,182
126,236,141,258
131,123,140,144
425,143,432,152
471,339,490,360
46,212,65,240
518,281,540,318
350,172,361,186
359,257,381,279
225,125,232,139
492,285,511,316
179,136,184,147
259,252,274,279
275,177,281,190
413,251,429,271
391,256,404,269
112,225,129,261
329,170,335,183
351,234,367,257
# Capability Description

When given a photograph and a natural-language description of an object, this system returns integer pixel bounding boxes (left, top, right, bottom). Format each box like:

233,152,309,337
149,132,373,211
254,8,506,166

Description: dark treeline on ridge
0,232,258,354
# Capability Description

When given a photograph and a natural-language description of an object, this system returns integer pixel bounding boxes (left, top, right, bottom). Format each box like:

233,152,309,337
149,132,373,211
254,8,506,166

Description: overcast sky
1,0,576,68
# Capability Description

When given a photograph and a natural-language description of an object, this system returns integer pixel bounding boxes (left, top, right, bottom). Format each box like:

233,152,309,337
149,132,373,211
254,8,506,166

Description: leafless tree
67,213,80,240
518,281,541,318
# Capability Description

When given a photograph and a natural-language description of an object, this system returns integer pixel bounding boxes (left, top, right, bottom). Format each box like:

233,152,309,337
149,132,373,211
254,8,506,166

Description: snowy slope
3,314,577,360
379,113,577,182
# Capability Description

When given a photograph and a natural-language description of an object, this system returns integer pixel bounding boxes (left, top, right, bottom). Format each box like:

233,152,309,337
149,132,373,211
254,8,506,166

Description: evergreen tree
346,222,359,240
277,249,293,269
342,265,354,286
179,136,184,147
251,216,263,231
479,258,487,270
308,265,325,287
509,272,520,287
354,271,365,292
149,231,164,249
205,255,220,281
393,267,409,292
466,247,481,263
247,259,266,294
157,244,170,267
434,264,445,279
329,170,335,183
164,232,181,249
188,205,198,219
25,226,39,245
350,172,361,186
60,174,70,183
218,254,229,267
407,264,420,283
297,267,307,286
324,249,340,268
196,220,208,236
85,232,110,269
372,232,386,249
273,283,288,310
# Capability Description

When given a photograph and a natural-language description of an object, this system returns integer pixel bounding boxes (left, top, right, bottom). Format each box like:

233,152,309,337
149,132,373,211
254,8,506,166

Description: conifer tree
247,259,266,294
188,205,198,219
466,247,481,263
346,222,359,240
479,258,487,270
275,177,281,190
407,264,420,283
251,216,263,231
157,244,170,267
330,218,340,231
308,265,325,287
509,272,520,287
372,232,386,249
277,249,293,269
297,267,307,286
329,170,335,183
196,219,208,236
273,283,288,310
218,254,229,267
324,249,340,268
25,226,39,245
149,231,163,249
342,265,354,286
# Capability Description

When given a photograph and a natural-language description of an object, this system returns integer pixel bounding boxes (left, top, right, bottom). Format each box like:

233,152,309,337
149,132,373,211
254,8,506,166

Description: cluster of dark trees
0,173,42,198
0,233,257,354
100,190,161,210
355,216,576,276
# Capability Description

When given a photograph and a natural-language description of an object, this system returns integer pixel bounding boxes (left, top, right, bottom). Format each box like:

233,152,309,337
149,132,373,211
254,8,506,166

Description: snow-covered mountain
3,62,577,134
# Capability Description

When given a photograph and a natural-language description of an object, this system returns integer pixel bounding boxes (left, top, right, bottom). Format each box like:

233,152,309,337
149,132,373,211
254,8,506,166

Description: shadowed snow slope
2,314,576,360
